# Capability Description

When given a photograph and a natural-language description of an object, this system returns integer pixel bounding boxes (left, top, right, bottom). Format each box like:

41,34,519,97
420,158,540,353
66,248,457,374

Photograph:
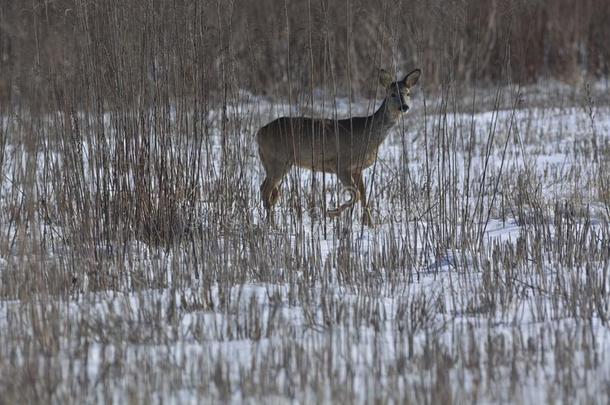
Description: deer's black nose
400,105,409,112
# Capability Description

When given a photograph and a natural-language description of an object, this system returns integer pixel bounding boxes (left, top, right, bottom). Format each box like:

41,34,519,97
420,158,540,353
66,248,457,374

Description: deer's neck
368,100,401,146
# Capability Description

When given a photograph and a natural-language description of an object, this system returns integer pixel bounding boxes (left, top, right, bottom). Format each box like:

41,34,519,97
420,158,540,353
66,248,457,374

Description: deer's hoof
327,207,342,218
362,210,374,227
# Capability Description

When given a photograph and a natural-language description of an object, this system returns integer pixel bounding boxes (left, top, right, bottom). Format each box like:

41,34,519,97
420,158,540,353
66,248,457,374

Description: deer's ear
402,69,421,88
379,69,393,88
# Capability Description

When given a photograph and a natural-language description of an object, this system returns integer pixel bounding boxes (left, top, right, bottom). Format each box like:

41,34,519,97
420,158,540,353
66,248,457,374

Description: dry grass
1,1,610,404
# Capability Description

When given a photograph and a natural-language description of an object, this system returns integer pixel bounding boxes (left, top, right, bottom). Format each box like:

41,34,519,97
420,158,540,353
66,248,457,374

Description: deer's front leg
327,171,360,218
353,171,373,226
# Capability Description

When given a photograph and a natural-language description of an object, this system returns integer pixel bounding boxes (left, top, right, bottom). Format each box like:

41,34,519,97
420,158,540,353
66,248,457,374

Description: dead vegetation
0,0,609,403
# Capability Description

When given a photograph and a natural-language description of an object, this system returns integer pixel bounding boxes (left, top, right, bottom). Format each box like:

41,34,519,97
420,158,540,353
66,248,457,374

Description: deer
256,68,421,226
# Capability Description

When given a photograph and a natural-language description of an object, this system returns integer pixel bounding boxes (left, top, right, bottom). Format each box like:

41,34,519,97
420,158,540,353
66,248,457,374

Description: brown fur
257,68,421,226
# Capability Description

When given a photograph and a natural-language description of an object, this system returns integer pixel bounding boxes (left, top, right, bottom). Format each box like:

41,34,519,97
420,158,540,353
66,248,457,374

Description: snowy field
1,80,610,403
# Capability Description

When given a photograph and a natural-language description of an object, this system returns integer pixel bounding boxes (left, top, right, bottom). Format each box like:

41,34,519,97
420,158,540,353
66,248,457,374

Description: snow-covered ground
0,82,609,403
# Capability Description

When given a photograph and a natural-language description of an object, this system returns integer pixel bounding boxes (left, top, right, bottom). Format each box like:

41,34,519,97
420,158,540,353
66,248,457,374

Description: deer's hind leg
260,157,291,224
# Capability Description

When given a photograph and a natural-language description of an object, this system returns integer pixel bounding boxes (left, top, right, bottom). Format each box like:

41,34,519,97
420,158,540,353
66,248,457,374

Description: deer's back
257,116,378,172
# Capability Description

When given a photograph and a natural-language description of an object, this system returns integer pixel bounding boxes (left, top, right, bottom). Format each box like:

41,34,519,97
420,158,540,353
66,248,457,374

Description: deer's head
379,68,421,113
